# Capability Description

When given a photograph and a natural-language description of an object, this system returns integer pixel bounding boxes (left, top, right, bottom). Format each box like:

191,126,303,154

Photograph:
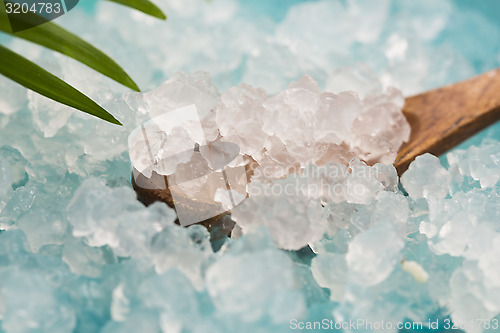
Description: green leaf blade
0,45,122,125
0,6,140,92
105,0,166,20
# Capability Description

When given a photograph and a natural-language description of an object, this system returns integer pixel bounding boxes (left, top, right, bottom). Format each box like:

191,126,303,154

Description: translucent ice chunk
344,161,384,204
216,84,269,159
16,203,69,252
28,91,74,138
426,191,500,258
101,311,160,333
0,158,13,201
0,146,29,189
0,75,26,115
124,71,220,141
67,178,176,257
276,0,388,65
371,191,410,233
401,153,450,201
232,176,327,250
138,269,199,333
128,109,200,177
206,248,305,323
346,224,405,286
1,269,76,333
393,0,453,41
350,87,410,164
0,185,37,230
448,263,500,333
325,66,382,99
311,252,348,302
62,239,110,278
447,143,500,188
150,225,213,290
0,229,30,264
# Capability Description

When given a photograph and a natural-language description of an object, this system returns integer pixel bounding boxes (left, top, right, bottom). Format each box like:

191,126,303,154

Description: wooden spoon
133,68,500,231
394,67,500,174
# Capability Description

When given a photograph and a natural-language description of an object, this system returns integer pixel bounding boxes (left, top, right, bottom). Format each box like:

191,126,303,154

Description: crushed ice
0,0,499,332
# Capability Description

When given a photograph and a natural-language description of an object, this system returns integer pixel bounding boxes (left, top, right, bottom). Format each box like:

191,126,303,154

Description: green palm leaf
0,0,166,126
0,5,140,91
0,45,122,125
105,0,166,20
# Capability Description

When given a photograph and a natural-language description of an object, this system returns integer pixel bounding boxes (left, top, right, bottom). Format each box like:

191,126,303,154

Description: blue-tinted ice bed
0,0,500,332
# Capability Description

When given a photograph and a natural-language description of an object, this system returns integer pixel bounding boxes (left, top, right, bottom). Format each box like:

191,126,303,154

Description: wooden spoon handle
394,68,500,175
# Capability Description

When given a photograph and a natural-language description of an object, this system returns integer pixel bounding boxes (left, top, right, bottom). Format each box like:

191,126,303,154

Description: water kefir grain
0,0,499,332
